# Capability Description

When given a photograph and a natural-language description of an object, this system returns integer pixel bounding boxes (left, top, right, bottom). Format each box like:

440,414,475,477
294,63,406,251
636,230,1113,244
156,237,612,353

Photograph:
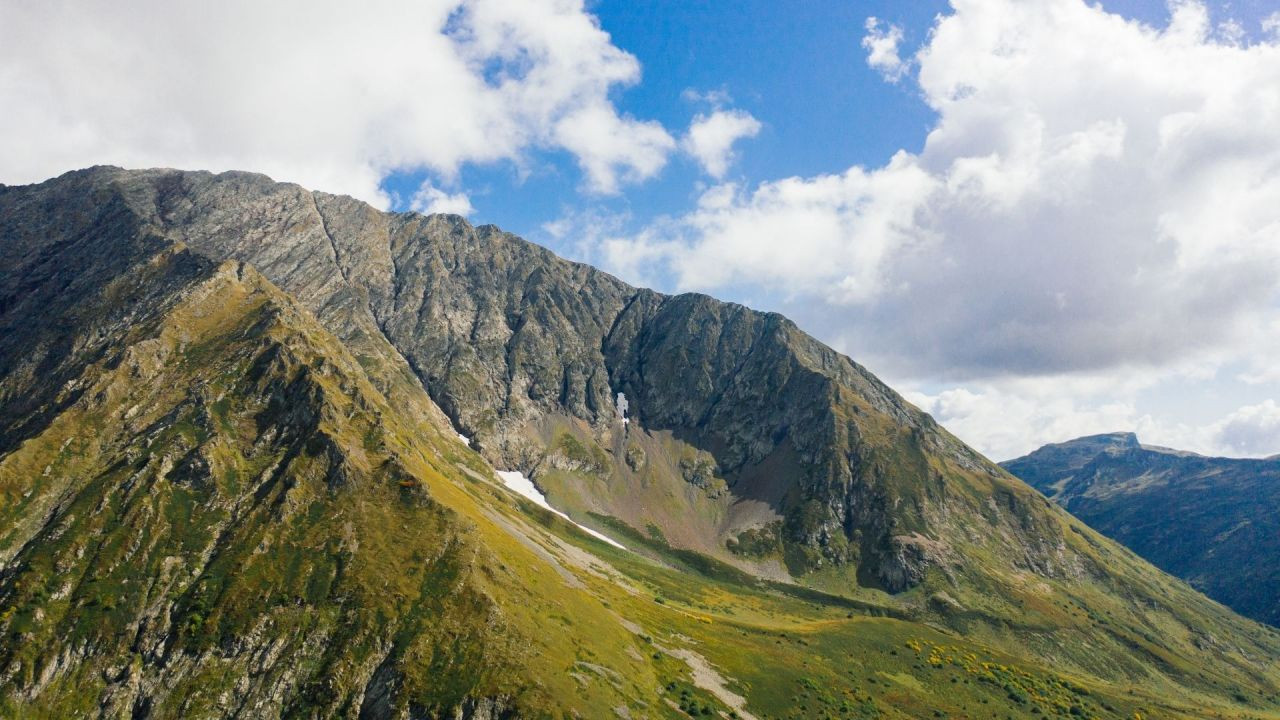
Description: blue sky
382,0,1270,234
4,0,1280,459
379,0,951,231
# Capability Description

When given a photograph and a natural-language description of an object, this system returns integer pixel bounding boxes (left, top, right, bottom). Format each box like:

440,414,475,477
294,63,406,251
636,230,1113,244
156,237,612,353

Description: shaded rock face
1005,434,1280,626
13,168,1280,720
2,167,1061,591
0,183,215,457
0,255,528,717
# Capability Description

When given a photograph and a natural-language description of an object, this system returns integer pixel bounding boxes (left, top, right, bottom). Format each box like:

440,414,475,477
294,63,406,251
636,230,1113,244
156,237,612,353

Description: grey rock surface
1005,433,1280,626
0,167,1056,589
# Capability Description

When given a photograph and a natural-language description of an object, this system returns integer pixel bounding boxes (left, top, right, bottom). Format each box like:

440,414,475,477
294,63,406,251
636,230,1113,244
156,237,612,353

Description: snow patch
495,470,626,550
457,433,471,446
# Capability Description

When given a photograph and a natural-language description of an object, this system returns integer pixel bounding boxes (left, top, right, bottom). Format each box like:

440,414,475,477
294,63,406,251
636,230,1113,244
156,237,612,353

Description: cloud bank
582,0,1280,458
0,0,674,204
910,381,1280,462
599,0,1280,378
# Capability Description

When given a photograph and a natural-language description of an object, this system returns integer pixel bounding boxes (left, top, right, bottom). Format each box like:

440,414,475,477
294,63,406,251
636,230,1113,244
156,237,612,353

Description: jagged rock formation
0,195,672,716
0,251,655,716
1004,432,1280,626
3,167,1280,718
0,167,1060,592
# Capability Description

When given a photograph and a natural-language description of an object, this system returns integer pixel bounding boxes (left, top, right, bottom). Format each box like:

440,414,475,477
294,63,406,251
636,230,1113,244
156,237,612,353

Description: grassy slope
580,513,1280,720
1004,436,1280,627
0,258,683,717
529,346,1280,718
0,247,1278,718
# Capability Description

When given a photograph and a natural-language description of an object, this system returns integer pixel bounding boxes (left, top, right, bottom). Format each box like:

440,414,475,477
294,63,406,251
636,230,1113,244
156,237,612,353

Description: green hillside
1005,432,1280,627
1,168,1279,718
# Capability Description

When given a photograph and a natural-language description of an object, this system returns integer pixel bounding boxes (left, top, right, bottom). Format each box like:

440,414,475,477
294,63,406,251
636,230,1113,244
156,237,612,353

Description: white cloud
1262,11,1280,38
410,181,474,216
682,109,762,179
905,383,1142,462
907,372,1280,461
553,101,675,194
0,0,674,205
681,88,734,107
596,0,1280,381
862,17,908,82
1233,317,1280,385
1214,400,1280,456
610,154,934,299
903,366,1190,462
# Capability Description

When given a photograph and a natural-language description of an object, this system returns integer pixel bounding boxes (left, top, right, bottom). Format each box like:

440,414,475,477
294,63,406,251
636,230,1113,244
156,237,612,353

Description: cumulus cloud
682,109,762,178
905,382,1142,462
0,0,674,204
1263,11,1280,38
1215,400,1280,456
596,0,1280,381
862,17,909,82
908,375,1280,461
553,102,675,194
410,181,474,216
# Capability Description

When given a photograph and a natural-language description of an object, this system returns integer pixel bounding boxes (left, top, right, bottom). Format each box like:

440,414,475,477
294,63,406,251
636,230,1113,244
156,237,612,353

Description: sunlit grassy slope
0,241,1278,719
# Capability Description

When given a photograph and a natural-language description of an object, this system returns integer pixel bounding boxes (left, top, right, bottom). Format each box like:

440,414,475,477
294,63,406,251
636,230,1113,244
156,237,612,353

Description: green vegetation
554,431,612,476
3,169,1280,718
727,522,784,558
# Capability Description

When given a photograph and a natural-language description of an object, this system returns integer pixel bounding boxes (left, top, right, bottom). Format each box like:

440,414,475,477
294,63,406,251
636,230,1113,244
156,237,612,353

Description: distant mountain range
3,168,1280,718
1004,432,1280,626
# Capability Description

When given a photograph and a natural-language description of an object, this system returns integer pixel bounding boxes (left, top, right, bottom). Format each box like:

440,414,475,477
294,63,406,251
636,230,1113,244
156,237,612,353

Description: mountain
1004,432,1280,626
2,167,1280,718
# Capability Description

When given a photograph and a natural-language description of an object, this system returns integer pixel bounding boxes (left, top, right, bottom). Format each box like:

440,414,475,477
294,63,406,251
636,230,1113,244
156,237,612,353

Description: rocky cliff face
1005,433,1280,626
0,245,681,718
6,168,1280,719
1,167,1067,593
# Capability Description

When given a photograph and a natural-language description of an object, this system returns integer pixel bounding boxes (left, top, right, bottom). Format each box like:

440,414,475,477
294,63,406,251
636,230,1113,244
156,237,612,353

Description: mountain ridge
4,166,1280,717
0,237,700,717
1004,433,1280,627
9,165,1001,591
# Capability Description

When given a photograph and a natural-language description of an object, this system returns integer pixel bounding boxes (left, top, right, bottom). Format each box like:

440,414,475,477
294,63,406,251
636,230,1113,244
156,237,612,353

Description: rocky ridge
2,166,1057,592
5,168,1280,717
1004,432,1280,626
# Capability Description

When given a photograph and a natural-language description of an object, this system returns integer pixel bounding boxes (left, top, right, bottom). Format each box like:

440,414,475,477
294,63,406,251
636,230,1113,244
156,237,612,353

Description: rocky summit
2,167,1280,719
1004,432,1280,627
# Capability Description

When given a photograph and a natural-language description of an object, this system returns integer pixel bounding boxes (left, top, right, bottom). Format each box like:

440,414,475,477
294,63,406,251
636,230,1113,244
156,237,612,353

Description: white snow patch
457,433,471,446
495,470,626,550
615,392,629,424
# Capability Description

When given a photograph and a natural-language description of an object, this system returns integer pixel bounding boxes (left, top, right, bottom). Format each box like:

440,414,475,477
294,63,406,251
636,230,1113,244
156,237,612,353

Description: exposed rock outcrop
1005,433,1280,626
0,167,1055,590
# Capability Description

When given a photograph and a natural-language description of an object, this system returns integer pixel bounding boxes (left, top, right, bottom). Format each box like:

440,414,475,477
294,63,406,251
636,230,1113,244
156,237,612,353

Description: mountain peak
1059,431,1139,451
1005,433,1280,628
5,167,1280,717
